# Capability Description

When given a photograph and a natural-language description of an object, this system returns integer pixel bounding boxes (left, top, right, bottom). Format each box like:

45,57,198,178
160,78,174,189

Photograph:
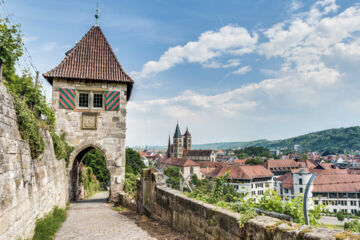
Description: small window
93,93,104,108
299,178,302,185
299,188,303,193
79,93,89,108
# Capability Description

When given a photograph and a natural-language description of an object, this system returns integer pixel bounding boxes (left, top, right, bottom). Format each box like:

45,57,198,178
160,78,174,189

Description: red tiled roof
208,165,273,180
161,158,200,167
229,159,247,165
315,163,335,170
43,26,134,100
184,149,214,157
197,161,225,168
313,174,360,193
263,159,305,170
310,168,348,175
280,174,294,190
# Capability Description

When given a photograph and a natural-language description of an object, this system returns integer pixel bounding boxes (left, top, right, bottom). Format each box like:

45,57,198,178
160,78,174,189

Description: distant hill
193,126,360,152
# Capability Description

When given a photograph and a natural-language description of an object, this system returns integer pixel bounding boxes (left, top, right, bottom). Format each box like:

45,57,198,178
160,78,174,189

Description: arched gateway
43,25,134,202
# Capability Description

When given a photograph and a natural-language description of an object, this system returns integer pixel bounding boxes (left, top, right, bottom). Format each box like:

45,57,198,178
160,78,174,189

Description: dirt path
55,191,189,240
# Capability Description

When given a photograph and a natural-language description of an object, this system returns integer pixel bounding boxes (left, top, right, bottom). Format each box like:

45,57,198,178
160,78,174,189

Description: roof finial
95,0,100,25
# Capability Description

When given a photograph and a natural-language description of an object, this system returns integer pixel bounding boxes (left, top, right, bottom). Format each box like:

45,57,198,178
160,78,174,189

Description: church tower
183,127,192,151
166,134,171,158
172,123,183,158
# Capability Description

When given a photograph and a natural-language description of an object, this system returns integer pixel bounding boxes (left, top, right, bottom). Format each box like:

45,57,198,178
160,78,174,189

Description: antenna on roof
95,0,100,25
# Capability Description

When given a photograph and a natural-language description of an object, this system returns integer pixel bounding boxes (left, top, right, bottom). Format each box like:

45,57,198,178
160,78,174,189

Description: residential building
204,165,274,198
184,149,216,162
276,168,360,214
159,158,201,179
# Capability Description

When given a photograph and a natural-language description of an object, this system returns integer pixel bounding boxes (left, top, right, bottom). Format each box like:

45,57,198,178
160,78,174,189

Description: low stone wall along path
55,191,188,240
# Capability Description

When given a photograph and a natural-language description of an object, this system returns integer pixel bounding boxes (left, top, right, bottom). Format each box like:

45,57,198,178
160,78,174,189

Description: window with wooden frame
79,92,90,108
93,93,104,108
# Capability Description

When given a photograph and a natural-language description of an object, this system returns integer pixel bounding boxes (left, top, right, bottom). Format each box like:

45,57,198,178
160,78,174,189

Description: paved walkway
55,192,187,240
320,215,349,225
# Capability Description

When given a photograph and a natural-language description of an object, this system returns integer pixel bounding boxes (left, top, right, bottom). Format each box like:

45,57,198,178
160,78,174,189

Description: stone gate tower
43,25,134,202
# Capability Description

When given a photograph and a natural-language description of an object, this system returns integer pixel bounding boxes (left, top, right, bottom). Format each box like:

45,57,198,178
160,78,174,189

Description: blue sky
3,0,360,146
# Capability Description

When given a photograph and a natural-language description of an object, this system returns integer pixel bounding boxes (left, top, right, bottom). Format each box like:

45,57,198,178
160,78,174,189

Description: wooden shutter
105,91,120,111
59,88,76,110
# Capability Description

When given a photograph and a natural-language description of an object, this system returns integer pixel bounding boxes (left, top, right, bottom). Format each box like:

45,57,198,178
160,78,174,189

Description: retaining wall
137,169,358,240
0,83,67,240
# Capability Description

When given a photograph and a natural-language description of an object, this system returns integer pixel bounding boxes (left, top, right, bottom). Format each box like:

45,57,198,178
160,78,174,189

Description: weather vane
95,0,100,25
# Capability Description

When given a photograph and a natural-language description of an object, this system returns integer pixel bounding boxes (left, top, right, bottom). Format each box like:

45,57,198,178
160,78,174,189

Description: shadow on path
74,198,108,204
115,209,192,240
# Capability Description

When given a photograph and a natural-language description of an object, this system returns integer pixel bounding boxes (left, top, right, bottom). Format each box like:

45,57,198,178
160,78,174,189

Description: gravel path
55,192,188,240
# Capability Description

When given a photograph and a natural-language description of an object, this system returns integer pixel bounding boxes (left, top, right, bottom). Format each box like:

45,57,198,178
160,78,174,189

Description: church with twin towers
166,123,216,162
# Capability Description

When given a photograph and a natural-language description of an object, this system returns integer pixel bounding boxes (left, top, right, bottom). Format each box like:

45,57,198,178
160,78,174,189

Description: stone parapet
137,169,359,240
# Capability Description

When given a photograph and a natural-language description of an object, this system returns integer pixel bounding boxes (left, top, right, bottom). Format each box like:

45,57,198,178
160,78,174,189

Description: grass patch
32,206,67,240
320,223,344,230
112,206,126,212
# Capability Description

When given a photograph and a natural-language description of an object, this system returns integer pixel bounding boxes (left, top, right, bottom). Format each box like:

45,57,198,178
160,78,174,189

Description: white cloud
202,59,241,69
289,0,303,12
231,65,252,75
133,25,258,79
43,42,57,52
127,0,360,146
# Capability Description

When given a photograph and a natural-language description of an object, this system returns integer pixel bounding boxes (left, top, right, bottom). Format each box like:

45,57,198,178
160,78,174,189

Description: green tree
190,174,201,186
125,148,146,175
0,17,23,81
337,211,345,222
82,149,110,189
234,146,273,159
245,157,263,165
164,167,180,190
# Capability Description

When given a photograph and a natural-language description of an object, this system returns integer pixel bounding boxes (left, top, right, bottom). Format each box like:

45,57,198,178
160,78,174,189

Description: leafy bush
4,66,55,127
186,173,240,204
125,148,146,175
254,190,322,226
50,132,73,166
344,219,360,232
337,211,345,222
164,167,180,190
13,95,45,159
79,166,100,197
124,172,138,196
186,177,323,227
231,201,258,228
32,207,67,240
82,149,109,189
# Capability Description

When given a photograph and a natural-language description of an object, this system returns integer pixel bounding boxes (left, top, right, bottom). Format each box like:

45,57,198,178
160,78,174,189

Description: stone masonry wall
0,83,67,240
137,170,357,240
52,78,127,201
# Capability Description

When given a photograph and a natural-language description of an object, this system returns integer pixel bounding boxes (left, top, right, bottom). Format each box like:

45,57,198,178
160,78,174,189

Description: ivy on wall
50,132,74,166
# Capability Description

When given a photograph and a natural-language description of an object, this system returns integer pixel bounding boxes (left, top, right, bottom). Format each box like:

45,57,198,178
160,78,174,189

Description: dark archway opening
69,146,110,201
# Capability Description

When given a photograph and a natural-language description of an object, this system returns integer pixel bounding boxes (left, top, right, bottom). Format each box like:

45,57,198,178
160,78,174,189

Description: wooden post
35,71,39,86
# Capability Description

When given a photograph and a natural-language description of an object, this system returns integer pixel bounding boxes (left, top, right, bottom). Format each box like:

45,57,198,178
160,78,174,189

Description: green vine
50,132,74,166
12,95,45,159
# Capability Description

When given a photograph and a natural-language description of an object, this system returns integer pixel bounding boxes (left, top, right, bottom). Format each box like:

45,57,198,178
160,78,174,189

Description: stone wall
137,169,357,240
0,83,68,240
52,78,127,201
